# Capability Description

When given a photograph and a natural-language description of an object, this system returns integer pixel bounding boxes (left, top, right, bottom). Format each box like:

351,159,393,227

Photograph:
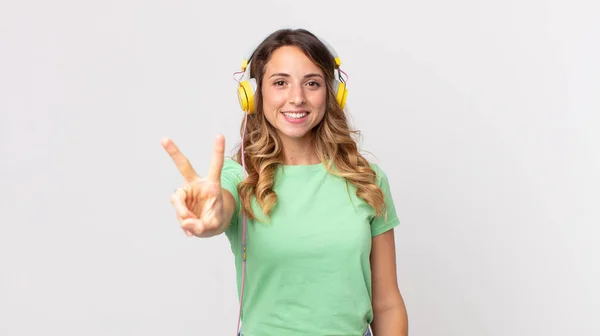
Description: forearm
371,304,408,336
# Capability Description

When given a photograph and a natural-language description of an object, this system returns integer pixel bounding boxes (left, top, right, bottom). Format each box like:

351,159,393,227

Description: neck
280,134,320,165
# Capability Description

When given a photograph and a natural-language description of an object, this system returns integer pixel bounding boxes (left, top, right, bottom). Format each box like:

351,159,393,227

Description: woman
162,28,408,336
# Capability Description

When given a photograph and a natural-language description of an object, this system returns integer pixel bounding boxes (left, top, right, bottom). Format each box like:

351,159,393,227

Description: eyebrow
269,73,324,79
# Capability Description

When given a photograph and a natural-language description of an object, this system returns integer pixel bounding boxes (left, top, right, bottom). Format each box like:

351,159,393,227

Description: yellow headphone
236,36,348,114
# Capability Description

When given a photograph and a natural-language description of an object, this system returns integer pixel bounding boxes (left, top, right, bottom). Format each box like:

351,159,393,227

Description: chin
279,130,311,140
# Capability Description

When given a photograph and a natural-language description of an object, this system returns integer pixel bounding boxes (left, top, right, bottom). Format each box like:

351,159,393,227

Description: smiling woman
162,28,408,336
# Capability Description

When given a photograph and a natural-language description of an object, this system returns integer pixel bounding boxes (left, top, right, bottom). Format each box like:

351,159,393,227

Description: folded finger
171,188,190,218
181,218,204,235
173,212,193,237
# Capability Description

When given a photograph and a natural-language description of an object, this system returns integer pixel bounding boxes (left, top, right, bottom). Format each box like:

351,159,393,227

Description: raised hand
162,134,227,237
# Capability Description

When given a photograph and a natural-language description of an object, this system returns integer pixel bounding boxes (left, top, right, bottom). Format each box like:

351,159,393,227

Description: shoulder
223,157,242,168
367,161,390,186
221,157,244,184
222,157,243,174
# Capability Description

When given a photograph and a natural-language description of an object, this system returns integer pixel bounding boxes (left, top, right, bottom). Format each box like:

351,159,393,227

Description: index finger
207,134,225,181
161,137,199,182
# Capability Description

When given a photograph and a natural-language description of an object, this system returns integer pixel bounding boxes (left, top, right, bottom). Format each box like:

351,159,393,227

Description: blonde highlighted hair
233,28,386,221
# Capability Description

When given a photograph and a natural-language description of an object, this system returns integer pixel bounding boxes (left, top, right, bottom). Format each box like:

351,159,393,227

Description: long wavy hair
233,28,386,221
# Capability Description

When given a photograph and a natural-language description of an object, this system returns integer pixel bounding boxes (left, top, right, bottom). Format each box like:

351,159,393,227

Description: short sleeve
370,164,400,237
221,158,244,227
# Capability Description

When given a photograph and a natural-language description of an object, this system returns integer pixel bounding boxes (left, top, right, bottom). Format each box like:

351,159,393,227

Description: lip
281,110,310,114
281,110,310,124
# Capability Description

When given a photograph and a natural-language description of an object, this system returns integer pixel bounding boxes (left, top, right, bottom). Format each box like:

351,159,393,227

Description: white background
1,0,598,335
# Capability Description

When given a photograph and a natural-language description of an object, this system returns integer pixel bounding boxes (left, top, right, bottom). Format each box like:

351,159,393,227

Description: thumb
182,218,204,235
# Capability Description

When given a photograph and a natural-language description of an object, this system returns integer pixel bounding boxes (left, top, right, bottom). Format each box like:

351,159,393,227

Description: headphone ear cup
340,84,348,109
237,78,257,114
333,80,348,109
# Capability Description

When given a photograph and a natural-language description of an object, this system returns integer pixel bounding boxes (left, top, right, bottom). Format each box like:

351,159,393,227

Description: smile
281,111,310,120
280,110,310,124
282,111,309,119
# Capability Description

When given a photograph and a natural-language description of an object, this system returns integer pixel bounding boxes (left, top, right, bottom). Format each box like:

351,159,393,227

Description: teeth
283,112,308,119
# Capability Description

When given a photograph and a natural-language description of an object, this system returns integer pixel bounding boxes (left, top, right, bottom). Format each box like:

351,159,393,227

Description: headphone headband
240,35,341,71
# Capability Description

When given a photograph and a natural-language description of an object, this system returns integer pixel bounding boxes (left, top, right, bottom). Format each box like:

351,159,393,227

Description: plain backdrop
1,0,598,335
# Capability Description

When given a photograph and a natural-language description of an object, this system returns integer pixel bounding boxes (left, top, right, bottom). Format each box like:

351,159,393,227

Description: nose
288,83,306,106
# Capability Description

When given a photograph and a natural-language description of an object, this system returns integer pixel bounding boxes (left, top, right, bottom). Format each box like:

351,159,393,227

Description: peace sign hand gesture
162,135,228,238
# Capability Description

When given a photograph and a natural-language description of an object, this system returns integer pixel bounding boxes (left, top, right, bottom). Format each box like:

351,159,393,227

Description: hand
162,134,226,237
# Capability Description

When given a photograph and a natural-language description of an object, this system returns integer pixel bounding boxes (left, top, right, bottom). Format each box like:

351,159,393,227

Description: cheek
312,90,328,111
261,89,285,126
319,92,328,108
311,96,327,123
262,87,286,109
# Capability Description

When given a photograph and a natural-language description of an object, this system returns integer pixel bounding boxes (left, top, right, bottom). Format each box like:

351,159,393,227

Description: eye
274,80,286,86
306,81,321,87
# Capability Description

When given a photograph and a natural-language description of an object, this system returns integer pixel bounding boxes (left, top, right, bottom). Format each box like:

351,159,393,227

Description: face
260,45,327,143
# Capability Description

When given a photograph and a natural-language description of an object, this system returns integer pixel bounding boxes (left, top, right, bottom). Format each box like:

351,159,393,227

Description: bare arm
370,229,408,335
